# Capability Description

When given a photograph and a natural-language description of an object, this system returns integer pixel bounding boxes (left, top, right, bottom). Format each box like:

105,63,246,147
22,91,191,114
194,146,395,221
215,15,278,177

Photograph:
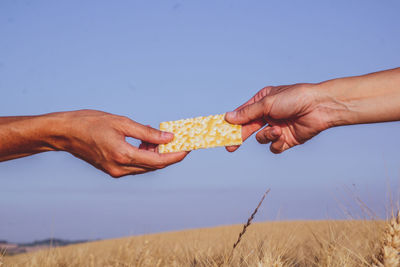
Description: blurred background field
2,220,385,267
1,1,400,244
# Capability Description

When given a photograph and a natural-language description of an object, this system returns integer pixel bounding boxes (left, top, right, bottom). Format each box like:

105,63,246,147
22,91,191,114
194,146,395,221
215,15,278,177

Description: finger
225,145,240,152
127,147,188,169
241,118,266,141
225,118,266,152
107,165,151,178
233,86,271,111
270,134,286,154
225,87,274,152
121,165,154,176
225,87,272,126
256,125,282,144
225,97,270,125
123,120,174,144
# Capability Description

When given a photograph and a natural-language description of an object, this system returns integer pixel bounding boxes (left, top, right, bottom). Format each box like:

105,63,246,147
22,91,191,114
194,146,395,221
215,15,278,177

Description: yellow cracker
159,114,242,153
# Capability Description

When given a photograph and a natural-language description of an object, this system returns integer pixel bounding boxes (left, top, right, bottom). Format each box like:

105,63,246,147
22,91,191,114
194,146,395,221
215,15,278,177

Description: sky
1,0,400,243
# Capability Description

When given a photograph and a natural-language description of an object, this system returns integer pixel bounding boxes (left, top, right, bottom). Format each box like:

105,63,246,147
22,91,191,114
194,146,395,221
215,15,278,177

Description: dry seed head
232,189,270,250
377,210,400,267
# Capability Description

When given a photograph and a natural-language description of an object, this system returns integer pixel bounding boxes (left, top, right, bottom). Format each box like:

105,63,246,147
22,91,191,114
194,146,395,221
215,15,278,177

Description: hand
57,110,187,177
225,84,332,153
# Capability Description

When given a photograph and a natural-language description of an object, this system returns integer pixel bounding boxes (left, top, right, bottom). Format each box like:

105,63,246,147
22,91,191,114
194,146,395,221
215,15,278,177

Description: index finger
224,87,271,151
234,86,272,111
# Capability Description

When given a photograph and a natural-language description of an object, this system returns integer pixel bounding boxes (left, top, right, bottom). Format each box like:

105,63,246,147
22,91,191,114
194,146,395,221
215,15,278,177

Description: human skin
0,110,188,177
225,67,400,153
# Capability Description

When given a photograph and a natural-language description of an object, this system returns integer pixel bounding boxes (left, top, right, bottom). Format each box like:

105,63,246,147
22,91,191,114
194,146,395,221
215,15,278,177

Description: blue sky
1,0,400,243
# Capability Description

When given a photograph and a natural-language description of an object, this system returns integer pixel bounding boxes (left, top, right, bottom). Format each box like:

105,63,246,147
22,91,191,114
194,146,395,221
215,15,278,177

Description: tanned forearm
0,116,36,124
0,113,65,161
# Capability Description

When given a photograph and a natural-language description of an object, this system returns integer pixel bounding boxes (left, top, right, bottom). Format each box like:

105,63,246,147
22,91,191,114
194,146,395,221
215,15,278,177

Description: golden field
2,219,396,267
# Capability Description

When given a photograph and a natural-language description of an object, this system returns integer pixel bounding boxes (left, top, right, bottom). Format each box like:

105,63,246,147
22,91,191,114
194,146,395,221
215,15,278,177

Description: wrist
312,78,357,128
37,112,73,152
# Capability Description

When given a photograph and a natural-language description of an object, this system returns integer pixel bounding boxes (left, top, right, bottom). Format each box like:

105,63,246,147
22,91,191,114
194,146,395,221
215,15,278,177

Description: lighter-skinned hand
225,84,331,154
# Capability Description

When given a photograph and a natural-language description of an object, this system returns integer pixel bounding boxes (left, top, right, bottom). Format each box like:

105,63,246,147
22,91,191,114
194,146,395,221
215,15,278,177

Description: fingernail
162,131,173,139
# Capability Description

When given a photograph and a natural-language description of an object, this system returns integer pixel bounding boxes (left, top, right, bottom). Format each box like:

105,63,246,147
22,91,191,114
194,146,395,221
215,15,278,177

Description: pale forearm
318,67,400,127
0,113,65,162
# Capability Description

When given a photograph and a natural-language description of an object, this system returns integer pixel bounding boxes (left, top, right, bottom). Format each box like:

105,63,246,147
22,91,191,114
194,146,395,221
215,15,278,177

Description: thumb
124,120,174,144
225,97,270,125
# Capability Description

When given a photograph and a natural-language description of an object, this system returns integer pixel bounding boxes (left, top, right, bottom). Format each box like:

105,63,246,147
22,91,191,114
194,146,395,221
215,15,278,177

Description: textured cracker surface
159,114,242,153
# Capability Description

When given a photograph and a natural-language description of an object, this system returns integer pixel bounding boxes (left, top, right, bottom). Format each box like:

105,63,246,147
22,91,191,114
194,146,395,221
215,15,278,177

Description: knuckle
256,87,271,101
114,115,135,129
269,129,280,141
107,167,124,178
154,156,174,169
261,96,270,108
148,127,162,139
256,130,271,144
154,160,167,169
263,129,272,139
236,108,245,117
256,133,265,144
119,115,132,125
238,106,251,119
112,151,130,165
255,91,264,101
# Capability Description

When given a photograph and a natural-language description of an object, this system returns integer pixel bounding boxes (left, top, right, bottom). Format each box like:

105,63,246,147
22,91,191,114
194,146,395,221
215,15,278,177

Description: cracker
159,114,242,153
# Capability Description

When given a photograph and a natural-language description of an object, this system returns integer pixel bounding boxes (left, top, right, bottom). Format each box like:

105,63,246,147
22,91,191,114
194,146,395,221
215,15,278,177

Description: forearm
317,67,400,127
0,116,36,124
0,113,66,162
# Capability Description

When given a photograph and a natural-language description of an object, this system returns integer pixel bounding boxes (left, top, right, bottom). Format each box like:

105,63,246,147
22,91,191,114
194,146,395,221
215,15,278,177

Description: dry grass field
3,218,398,267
